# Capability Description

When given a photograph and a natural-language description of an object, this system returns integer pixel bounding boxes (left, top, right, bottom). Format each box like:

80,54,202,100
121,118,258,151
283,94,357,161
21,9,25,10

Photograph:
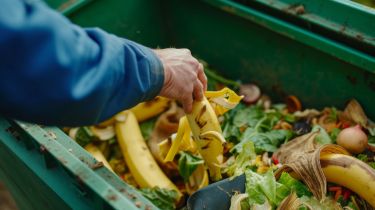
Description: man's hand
154,48,207,113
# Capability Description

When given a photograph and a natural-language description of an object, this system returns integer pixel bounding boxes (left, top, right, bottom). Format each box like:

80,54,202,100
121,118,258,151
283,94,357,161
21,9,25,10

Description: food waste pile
65,64,375,210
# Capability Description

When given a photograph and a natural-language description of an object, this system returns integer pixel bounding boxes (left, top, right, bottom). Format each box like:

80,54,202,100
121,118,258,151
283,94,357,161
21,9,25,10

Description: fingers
197,63,207,91
193,79,204,101
182,93,193,114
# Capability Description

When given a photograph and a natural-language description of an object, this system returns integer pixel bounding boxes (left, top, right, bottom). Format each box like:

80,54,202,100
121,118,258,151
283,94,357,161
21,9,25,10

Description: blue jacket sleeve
0,0,164,126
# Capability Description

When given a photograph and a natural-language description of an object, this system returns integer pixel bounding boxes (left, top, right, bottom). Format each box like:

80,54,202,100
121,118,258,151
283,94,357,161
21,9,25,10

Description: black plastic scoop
187,174,246,210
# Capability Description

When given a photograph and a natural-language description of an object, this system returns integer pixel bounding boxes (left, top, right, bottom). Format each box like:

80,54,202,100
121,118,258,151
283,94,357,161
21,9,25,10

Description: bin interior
1,1,374,210
58,0,375,119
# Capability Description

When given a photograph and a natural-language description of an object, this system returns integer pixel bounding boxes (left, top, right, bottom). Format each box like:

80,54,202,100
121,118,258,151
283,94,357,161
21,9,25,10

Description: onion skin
239,84,261,104
336,125,368,154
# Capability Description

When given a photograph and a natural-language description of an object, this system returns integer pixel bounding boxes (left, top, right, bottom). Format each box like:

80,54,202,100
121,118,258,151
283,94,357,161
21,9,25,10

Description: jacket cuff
138,45,165,101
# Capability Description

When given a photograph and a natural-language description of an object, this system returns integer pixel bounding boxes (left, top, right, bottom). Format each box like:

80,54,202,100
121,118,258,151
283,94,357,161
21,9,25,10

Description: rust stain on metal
129,193,137,200
5,126,15,133
106,193,117,201
58,0,77,11
39,145,47,153
47,131,57,140
90,161,104,170
221,6,236,14
346,75,357,85
135,201,142,208
355,34,364,41
57,157,68,165
285,4,305,15
6,126,21,140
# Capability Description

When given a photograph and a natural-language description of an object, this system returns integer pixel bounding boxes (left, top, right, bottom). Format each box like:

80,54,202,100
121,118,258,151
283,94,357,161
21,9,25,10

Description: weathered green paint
0,0,374,209
0,119,157,210
66,0,168,48
163,0,375,118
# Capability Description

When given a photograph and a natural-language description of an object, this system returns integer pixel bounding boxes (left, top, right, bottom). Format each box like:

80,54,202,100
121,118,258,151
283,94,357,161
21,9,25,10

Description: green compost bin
0,0,374,209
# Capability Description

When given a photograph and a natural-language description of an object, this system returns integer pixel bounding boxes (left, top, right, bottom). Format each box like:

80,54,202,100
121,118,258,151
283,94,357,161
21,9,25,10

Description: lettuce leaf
224,141,257,177
299,196,341,210
178,151,204,182
140,187,178,210
278,172,312,197
245,170,313,208
232,129,293,154
245,170,290,207
312,125,333,145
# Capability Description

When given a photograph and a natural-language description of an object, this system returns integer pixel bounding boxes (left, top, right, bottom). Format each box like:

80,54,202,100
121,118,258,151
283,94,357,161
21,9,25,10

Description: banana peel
115,111,182,200
275,132,375,207
84,143,114,172
185,164,209,195
162,88,242,181
130,96,171,122
205,87,243,116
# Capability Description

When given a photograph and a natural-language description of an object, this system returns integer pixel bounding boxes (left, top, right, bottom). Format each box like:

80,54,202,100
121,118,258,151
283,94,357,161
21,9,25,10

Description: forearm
0,0,164,126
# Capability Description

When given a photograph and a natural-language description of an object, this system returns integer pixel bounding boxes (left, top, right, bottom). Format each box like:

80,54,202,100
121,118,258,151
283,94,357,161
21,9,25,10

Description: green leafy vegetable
245,170,290,207
284,113,297,123
329,128,341,143
327,107,338,123
312,125,333,145
369,162,375,170
233,105,265,128
356,153,375,169
278,172,312,197
368,135,375,147
224,141,256,177
139,118,157,141
178,152,204,182
299,196,341,210
245,169,268,206
140,187,178,210
204,67,241,90
357,154,368,162
75,127,95,146
233,129,293,154
222,103,245,143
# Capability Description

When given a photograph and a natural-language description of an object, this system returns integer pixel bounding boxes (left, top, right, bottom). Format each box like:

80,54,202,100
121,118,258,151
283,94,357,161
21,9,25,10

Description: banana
130,96,171,122
185,164,209,195
163,117,191,162
84,143,114,172
114,111,182,200
162,88,242,181
205,87,243,116
320,153,375,207
186,97,226,181
90,125,115,141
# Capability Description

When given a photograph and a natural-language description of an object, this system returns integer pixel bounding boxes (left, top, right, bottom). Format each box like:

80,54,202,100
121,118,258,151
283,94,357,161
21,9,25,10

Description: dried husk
229,192,249,210
276,192,301,210
274,132,349,201
341,99,368,127
293,109,321,119
148,102,184,173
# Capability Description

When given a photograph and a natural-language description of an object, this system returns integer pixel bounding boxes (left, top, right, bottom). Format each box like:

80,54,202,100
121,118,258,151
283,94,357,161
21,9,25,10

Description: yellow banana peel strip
163,117,191,162
205,87,243,116
186,97,226,181
162,87,241,181
185,164,209,195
